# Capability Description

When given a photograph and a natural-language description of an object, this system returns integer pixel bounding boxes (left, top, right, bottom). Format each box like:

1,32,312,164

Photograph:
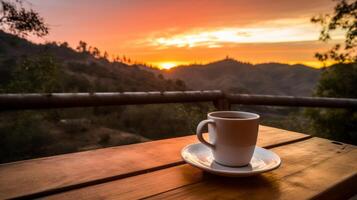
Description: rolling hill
0,30,186,93
160,59,321,96
0,31,191,163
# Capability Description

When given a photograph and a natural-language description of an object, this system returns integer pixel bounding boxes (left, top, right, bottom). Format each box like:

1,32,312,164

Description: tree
306,63,357,144
6,53,60,93
60,42,69,48
103,51,109,60
113,55,121,62
91,47,101,58
0,0,48,37
307,0,357,145
311,0,356,63
76,40,88,53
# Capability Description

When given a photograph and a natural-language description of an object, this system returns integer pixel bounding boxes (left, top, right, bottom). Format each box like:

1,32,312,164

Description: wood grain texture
0,126,309,199
45,137,356,200
147,138,357,200
46,165,202,200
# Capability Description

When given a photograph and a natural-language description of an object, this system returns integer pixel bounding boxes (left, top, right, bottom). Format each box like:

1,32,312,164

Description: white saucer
181,143,281,177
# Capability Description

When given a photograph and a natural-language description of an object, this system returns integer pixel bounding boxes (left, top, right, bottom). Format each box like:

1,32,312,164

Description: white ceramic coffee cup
196,111,259,167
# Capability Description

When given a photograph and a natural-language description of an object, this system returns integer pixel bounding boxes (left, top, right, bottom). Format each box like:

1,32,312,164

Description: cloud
142,17,342,49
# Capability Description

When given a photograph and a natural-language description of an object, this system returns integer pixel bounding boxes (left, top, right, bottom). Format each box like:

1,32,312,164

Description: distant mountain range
0,30,321,96
159,59,321,96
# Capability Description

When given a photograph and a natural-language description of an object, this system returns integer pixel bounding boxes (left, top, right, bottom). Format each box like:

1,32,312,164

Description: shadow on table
178,172,282,199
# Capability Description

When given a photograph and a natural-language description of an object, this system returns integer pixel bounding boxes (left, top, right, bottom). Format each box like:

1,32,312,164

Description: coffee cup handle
196,119,215,149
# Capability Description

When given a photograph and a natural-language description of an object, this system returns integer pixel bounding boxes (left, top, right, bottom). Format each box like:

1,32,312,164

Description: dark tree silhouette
0,0,48,37
113,55,121,62
91,47,101,58
76,40,88,53
306,0,357,145
103,51,109,60
311,0,356,63
60,42,69,48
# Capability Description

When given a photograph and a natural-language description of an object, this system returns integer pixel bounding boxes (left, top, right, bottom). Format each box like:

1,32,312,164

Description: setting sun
158,62,178,69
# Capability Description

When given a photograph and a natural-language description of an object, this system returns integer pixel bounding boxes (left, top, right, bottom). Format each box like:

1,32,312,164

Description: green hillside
0,31,210,163
0,31,186,93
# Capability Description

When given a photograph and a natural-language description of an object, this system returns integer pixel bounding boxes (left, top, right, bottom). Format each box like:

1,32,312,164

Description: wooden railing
1,90,356,111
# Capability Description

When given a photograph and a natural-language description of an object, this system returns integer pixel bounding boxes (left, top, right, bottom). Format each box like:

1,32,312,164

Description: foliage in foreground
306,63,357,144
311,0,356,63
0,0,49,37
307,0,357,144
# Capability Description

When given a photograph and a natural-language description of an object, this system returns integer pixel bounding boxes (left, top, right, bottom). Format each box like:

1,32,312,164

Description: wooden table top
0,125,356,200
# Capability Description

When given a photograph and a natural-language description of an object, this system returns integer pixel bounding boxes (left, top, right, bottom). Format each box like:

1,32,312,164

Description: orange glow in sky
159,62,178,69
28,0,340,69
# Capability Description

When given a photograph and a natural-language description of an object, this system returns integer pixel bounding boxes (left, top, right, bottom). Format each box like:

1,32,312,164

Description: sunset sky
28,0,341,69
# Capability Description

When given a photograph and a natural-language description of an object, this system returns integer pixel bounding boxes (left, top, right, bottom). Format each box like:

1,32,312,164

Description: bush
0,112,52,163
306,63,357,144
